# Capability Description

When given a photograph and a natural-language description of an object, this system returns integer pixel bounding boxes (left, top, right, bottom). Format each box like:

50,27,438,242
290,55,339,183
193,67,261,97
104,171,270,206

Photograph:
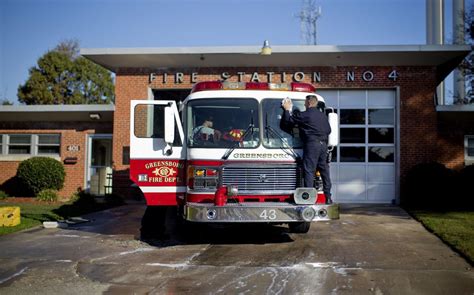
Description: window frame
0,134,61,159
465,135,474,163
7,134,32,155
186,97,260,149
37,134,61,155
261,97,306,149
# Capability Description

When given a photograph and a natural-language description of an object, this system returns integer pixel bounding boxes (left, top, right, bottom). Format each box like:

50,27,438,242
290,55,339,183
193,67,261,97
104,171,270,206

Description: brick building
1,45,472,203
0,105,114,199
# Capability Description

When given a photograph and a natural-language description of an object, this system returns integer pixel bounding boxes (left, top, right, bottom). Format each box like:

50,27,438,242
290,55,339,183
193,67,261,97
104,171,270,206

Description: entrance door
87,135,113,195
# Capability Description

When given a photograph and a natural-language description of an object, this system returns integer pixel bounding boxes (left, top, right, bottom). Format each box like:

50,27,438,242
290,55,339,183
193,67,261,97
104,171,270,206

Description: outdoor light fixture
260,40,272,55
89,113,101,120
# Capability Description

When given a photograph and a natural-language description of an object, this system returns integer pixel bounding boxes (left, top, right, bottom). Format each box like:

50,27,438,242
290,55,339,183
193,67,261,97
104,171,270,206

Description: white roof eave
80,44,472,84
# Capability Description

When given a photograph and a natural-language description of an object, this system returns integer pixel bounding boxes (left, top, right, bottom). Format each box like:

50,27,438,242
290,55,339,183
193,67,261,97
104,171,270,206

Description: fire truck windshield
187,98,260,148
262,98,305,149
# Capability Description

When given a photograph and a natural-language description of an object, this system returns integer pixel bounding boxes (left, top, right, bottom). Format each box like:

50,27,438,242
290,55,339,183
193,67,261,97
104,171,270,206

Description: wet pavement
0,203,472,294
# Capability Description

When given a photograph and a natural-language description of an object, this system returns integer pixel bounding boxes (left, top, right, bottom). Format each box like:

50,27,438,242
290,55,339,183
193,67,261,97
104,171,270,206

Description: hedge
17,157,66,194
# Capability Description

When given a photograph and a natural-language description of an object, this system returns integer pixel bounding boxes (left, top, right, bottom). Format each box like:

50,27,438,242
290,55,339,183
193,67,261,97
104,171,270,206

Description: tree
1,99,13,105
1,87,13,105
18,40,114,105
54,39,80,60
456,4,474,104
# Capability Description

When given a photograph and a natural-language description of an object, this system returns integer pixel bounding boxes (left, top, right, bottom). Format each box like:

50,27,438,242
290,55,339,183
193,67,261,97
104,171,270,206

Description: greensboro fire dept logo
152,166,177,177
143,161,183,183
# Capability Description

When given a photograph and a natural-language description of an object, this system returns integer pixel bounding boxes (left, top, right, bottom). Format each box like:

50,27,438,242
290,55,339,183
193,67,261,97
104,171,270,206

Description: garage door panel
329,164,338,181
338,164,365,182
340,90,366,107
367,184,395,203
336,183,366,202
368,90,395,107
318,90,338,107
367,165,395,183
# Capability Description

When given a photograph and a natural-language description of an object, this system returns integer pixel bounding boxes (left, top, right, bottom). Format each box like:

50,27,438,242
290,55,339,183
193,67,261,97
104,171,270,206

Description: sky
0,0,464,104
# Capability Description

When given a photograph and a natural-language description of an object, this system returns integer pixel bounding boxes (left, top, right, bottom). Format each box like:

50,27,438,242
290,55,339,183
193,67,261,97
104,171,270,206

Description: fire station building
1,45,472,204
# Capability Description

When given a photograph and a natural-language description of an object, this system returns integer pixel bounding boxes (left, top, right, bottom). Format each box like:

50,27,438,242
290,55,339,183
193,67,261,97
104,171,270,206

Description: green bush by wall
17,157,66,194
36,189,59,202
404,162,473,209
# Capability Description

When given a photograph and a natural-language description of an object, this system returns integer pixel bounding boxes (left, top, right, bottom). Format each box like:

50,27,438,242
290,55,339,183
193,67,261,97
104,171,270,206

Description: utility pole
297,0,322,45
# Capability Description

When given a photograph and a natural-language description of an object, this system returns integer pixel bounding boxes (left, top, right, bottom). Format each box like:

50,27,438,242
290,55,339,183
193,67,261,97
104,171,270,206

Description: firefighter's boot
325,193,333,204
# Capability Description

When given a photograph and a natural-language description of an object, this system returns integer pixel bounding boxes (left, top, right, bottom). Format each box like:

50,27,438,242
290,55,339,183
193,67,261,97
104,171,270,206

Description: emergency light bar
191,81,316,93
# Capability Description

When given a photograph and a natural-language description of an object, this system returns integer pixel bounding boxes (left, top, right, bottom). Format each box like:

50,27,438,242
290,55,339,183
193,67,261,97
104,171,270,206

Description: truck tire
140,206,168,240
289,222,311,233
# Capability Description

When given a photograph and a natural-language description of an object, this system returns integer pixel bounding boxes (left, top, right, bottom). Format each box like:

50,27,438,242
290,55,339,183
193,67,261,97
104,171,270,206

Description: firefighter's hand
282,98,293,111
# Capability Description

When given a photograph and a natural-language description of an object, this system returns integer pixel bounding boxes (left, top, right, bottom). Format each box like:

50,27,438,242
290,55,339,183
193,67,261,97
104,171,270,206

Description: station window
37,134,61,154
465,135,474,162
2,134,61,157
8,135,31,154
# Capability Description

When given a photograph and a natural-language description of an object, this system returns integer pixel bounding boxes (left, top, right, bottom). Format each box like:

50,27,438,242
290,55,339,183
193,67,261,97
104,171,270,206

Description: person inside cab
192,117,221,143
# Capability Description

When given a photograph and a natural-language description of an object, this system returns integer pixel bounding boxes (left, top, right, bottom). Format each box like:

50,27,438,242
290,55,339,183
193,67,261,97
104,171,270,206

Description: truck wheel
140,206,167,240
289,222,311,233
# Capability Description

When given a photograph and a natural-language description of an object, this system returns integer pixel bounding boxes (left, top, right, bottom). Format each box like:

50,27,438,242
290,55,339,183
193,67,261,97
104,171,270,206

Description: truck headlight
188,166,219,191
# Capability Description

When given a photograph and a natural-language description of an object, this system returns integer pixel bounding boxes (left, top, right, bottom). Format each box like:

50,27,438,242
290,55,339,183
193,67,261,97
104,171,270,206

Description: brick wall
112,66,467,198
0,121,112,199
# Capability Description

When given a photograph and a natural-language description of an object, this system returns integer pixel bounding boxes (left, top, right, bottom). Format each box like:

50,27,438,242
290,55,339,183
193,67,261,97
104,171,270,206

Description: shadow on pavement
340,204,412,219
65,203,295,247
143,222,295,247
65,203,414,248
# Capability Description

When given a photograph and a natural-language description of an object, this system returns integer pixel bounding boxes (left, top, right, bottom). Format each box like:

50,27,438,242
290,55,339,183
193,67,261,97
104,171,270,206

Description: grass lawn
0,202,62,236
410,210,474,265
0,195,123,236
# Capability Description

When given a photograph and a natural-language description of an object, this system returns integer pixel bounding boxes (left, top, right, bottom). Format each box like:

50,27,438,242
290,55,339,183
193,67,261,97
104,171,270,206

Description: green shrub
72,191,97,206
53,190,100,218
458,165,474,208
0,190,9,200
17,157,65,194
404,162,455,209
69,192,81,203
36,189,59,202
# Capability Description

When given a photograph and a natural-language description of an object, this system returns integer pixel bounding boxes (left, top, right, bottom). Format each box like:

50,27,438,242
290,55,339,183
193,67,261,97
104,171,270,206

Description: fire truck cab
130,81,339,233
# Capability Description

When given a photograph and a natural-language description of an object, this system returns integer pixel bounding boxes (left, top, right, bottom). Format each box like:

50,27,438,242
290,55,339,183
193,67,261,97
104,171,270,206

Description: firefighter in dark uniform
282,95,333,204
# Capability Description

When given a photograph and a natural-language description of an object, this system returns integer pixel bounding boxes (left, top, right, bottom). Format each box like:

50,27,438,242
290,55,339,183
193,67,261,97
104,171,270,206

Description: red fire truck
130,81,339,233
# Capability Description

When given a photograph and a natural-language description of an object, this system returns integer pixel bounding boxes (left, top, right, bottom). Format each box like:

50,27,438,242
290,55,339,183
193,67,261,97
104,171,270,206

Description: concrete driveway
0,203,472,294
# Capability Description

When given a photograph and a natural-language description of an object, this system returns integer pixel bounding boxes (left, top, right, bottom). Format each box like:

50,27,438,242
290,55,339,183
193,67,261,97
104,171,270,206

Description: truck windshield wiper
221,123,254,160
222,113,255,160
265,113,301,161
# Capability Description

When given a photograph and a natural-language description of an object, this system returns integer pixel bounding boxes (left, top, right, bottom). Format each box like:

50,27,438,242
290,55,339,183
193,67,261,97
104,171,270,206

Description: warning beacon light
191,81,316,93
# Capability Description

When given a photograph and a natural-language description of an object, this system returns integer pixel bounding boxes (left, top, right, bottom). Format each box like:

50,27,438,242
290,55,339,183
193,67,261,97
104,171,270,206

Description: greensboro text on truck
130,81,340,233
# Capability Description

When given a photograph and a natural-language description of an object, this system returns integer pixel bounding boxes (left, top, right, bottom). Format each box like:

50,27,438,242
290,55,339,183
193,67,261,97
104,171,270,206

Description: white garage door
318,89,397,204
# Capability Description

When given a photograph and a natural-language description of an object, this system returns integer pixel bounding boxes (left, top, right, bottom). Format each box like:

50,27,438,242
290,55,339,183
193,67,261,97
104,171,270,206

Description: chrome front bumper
184,202,339,223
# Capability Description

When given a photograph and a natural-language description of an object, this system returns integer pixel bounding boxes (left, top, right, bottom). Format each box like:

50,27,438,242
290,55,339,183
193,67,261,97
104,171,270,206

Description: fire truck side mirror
327,109,339,147
164,106,175,145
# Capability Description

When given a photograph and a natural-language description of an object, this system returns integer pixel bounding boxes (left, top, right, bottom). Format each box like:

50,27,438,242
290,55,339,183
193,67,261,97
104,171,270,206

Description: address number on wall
67,145,80,152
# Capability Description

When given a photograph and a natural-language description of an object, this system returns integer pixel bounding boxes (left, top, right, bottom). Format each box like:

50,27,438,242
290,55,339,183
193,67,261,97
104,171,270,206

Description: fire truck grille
221,165,302,194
